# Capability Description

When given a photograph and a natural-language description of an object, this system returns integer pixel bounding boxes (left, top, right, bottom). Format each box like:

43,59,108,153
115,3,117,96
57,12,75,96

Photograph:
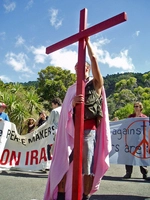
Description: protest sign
110,117,150,166
1,117,150,171
0,120,55,171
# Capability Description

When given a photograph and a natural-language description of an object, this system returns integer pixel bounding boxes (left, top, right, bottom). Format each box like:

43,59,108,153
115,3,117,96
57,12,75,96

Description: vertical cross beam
72,9,87,200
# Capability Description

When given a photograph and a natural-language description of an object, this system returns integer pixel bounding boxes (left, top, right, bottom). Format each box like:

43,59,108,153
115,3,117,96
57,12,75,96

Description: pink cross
46,8,127,200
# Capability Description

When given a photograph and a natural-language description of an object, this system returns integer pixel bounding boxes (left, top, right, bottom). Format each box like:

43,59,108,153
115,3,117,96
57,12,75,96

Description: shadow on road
103,175,150,183
90,194,150,200
0,170,48,178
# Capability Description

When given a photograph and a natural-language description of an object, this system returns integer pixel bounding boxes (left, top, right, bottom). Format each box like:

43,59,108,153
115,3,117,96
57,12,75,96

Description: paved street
0,164,150,200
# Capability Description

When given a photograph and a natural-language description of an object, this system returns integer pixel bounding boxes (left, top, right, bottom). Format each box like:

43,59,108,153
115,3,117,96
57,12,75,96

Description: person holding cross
44,37,111,200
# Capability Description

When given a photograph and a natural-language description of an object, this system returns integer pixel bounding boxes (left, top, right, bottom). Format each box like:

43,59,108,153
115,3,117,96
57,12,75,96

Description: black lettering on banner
122,128,127,135
13,133,19,142
21,138,26,146
0,129,3,137
10,132,14,140
115,144,120,152
26,126,55,144
135,146,141,154
112,144,120,152
128,128,135,135
136,127,142,135
146,145,150,153
39,131,44,139
36,133,40,141
44,128,48,137
112,127,143,141
124,144,142,154
6,129,11,138
117,129,122,140
112,129,117,135
28,137,36,144
125,144,129,153
6,129,18,140
48,127,51,135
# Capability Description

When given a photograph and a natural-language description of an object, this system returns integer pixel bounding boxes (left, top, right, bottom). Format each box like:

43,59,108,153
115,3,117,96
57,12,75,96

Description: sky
0,0,150,83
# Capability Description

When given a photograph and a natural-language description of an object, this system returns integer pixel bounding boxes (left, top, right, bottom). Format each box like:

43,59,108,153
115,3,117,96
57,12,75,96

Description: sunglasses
134,105,139,108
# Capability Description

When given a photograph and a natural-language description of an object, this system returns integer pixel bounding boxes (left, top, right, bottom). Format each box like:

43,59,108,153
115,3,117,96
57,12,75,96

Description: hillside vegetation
0,66,150,134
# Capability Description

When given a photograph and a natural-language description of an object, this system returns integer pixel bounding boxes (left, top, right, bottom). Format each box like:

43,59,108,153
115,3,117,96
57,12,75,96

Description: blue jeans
82,129,96,175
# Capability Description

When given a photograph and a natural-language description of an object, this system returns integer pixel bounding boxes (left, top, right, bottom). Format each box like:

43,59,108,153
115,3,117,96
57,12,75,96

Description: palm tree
24,87,42,114
11,103,29,134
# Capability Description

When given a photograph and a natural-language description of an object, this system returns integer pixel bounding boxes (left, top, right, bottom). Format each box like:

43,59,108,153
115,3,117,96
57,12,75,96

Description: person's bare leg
57,174,66,200
83,175,94,199
58,174,66,192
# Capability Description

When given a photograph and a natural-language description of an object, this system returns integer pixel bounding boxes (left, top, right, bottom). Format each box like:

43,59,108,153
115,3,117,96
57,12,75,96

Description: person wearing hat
0,102,10,121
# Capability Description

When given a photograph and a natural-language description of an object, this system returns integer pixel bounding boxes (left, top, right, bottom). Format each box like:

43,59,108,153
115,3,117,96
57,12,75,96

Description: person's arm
72,94,84,107
48,110,55,125
85,37,103,94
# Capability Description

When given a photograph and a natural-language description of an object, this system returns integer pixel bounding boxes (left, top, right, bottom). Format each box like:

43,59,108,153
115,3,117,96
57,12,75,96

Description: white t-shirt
48,106,62,129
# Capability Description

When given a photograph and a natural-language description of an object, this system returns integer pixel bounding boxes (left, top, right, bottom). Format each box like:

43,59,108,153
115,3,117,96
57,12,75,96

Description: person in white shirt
48,97,62,157
48,97,62,129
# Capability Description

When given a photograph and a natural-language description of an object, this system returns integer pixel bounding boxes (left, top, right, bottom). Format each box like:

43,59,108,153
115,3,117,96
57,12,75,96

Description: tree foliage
37,66,76,110
0,82,43,134
106,72,150,120
1,67,150,131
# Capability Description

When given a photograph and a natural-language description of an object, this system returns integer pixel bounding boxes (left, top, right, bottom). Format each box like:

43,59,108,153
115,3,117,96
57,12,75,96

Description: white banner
1,117,150,171
0,120,56,171
109,117,150,166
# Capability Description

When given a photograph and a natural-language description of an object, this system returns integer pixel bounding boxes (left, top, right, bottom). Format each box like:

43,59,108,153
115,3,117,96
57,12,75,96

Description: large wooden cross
46,8,127,200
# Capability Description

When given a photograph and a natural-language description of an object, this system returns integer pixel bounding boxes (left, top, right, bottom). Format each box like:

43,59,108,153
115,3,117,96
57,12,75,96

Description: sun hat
28,118,36,122
0,102,7,108
24,117,36,124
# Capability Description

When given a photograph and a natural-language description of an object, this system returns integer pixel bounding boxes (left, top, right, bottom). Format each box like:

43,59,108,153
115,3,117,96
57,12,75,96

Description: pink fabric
43,83,111,200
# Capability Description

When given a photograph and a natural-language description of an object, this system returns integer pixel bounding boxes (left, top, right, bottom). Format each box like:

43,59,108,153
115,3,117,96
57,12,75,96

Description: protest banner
0,117,150,171
0,120,55,171
110,117,150,166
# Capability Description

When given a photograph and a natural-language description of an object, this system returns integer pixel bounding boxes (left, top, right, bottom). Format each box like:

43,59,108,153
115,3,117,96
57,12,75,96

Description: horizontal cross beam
46,12,127,54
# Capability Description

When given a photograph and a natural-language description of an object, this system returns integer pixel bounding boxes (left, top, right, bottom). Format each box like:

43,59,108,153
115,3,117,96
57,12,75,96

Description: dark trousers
125,165,148,175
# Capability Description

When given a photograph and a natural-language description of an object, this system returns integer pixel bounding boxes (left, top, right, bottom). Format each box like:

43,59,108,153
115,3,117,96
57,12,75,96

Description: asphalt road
0,164,150,200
